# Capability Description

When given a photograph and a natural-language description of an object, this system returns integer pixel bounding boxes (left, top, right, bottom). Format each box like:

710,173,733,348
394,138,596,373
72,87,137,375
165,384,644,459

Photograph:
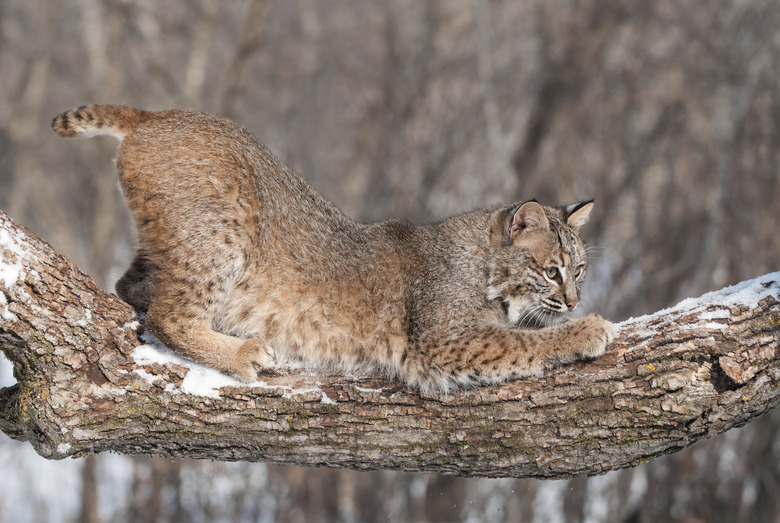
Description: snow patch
132,367,160,386
0,224,30,261
354,385,386,393
0,222,29,290
123,320,141,331
0,290,16,321
0,260,22,288
280,386,322,399
131,335,245,399
699,309,729,321
320,390,337,404
702,322,728,330
130,333,327,400
618,271,779,330
180,364,246,399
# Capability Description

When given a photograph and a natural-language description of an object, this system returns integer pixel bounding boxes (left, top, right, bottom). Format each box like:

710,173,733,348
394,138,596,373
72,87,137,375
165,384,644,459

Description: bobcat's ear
509,200,550,242
563,200,593,229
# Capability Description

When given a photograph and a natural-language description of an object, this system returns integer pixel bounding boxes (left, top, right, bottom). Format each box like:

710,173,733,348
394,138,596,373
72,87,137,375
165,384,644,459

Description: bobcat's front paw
231,338,275,381
574,314,615,359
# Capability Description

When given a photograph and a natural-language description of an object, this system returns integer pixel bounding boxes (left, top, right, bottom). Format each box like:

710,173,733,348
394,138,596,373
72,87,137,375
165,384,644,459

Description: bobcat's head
487,200,593,328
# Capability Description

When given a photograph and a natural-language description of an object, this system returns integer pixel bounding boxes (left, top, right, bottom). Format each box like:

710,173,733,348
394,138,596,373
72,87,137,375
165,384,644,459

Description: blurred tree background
1,0,779,522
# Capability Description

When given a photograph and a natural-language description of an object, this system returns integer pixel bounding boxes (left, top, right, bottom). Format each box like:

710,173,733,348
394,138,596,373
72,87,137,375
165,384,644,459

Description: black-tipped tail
52,104,151,140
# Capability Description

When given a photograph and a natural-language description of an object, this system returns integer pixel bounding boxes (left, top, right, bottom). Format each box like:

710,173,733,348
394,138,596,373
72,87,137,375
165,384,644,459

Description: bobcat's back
52,104,153,140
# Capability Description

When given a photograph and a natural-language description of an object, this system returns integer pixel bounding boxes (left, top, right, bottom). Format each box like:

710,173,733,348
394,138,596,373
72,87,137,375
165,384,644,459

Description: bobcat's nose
566,299,578,311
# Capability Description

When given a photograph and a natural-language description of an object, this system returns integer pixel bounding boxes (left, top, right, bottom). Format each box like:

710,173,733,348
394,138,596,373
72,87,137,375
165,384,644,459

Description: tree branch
0,208,778,478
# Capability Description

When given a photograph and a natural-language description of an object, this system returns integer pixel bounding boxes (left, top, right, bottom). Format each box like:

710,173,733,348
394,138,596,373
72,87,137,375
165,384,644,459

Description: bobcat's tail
51,104,152,140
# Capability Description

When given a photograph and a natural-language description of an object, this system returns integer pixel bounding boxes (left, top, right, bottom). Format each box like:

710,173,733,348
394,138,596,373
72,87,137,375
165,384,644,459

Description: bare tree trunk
80,455,100,523
0,208,778,479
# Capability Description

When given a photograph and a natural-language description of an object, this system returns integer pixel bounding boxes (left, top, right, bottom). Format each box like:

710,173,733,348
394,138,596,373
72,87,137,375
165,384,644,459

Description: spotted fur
52,105,614,394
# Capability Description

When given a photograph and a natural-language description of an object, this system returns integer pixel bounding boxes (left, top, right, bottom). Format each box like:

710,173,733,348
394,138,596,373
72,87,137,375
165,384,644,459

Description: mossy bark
1,208,779,478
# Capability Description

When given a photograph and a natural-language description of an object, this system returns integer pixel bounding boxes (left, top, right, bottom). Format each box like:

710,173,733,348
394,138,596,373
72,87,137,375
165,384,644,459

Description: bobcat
52,105,614,394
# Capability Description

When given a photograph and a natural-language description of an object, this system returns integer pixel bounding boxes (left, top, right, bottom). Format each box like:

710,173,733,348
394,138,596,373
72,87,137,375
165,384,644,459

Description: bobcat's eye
574,266,585,279
544,267,559,280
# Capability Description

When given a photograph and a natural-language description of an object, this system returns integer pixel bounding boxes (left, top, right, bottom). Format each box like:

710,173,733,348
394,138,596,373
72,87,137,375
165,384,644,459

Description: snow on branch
0,208,779,479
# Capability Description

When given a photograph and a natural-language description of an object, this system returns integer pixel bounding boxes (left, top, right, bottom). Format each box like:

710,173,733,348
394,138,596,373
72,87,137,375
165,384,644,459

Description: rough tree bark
0,208,778,479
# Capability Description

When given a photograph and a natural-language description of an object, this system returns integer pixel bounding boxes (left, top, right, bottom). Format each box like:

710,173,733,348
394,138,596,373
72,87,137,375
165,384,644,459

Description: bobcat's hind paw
230,338,275,381
574,314,615,359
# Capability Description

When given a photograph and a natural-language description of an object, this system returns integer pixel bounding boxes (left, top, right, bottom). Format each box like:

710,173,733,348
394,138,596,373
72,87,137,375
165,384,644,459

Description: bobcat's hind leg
145,298,275,381
116,251,156,313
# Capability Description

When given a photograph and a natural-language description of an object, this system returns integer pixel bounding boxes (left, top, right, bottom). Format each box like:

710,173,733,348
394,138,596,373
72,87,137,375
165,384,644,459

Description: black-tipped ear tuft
563,200,594,229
